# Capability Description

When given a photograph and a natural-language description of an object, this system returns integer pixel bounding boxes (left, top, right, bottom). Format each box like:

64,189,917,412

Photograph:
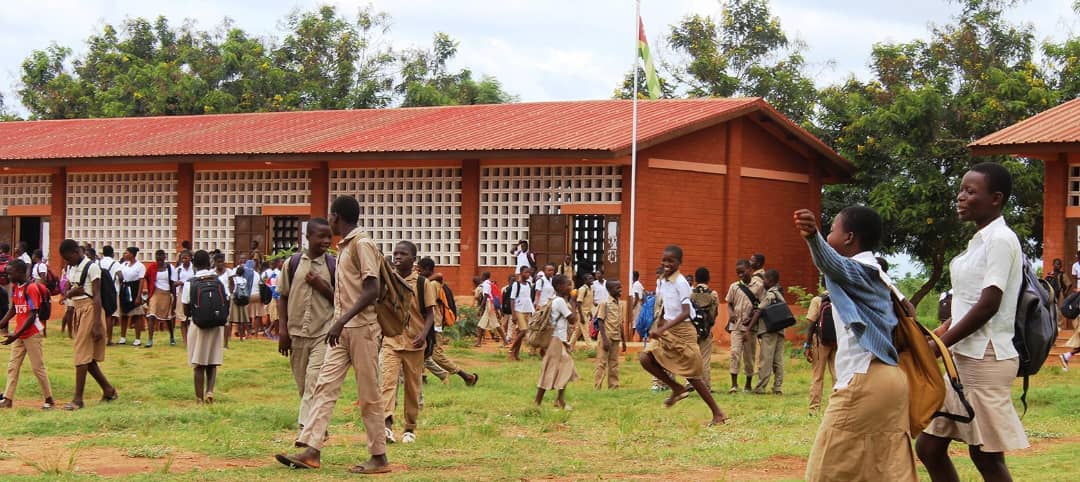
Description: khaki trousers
568,314,593,349
808,341,837,412
754,332,785,393
429,333,460,374
593,339,620,389
295,324,385,456
729,329,757,377
697,335,714,389
4,334,52,400
288,336,327,428
380,348,424,432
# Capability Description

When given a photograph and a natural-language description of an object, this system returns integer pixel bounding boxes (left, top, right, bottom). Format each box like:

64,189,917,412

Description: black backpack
28,282,50,321
1062,290,1080,319
501,284,514,315
119,280,141,313
1013,259,1059,414
82,260,118,316
443,283,458,317
689,285,718,341
812,295,837,347
259,278,273,305
191,274,229,328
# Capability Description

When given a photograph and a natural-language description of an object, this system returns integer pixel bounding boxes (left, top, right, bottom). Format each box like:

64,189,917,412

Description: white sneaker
402,432,416,444
384,427,396,444
118,337,127,345
1062,353,1071,372
132,339,141,347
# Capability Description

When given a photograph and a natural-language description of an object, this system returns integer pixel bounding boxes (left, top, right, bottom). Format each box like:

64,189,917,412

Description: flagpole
629,0,639,297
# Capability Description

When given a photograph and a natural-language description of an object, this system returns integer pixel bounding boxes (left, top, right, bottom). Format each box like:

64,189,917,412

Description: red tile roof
0,98,850,172
970,97,1080,151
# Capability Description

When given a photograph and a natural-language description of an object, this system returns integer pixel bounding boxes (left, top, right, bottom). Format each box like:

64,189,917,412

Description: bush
444,305,479,340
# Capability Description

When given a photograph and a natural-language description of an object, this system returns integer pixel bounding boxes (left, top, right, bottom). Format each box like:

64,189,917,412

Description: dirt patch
0,435,266,476
540,455,805,481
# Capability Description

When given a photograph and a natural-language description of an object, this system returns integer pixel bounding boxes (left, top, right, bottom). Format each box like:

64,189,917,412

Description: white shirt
98,256,121,288
216,269,233,299
118,260,146,282
231,275,249,298
550,296,572,342
181,269,217,305
480,279,493,297
831,251,885,390
592,279,610,306
657,273,693,322
536,276,556,306
154,264,178,291
948,216,1022,360
512,280,535,313
31,262,48,282
65,257,101,299
18,253,31,264
632,280,644,302
1072,262,1080,289
270,268,282,288
514,249,531,273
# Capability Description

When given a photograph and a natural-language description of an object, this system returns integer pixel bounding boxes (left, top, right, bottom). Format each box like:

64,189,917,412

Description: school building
0,98,852,335
970,96,1080,273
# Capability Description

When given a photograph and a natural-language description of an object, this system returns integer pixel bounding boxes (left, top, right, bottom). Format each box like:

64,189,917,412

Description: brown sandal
348,462,391,474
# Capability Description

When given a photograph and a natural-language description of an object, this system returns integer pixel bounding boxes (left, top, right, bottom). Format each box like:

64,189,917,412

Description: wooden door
603,215,621,283
0,216,14,251
233,215,267,264
529,214,568,270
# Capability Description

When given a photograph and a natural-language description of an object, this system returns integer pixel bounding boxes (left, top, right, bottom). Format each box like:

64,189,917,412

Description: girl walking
535,274,578,409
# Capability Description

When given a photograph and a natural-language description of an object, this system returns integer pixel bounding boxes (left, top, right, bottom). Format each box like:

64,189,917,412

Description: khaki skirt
924,344,1029,453
478,300,500,330
72,298,106,366
228,299,249,325
537,334,578,390
1065,329,1080,349
806,360,916,481
146,290,174,320
187,323,224,366
644,321,703,379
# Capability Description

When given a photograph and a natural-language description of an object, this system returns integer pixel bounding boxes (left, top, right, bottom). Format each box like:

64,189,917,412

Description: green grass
0,333,1077,480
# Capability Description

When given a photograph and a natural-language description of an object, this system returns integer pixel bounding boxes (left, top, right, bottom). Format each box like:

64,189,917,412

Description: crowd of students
0,162,1039,480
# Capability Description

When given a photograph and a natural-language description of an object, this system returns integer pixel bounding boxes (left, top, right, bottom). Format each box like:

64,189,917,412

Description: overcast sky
1,0,1077,115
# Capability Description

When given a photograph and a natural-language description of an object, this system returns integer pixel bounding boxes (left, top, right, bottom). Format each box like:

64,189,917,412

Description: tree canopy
15,5,514,119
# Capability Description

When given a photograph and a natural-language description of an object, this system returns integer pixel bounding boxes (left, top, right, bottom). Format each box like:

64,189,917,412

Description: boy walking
594,280,626,389
275,196,390,474
725,259,758,393
417,258,478,386
277,218,335,432
748,269,786,395
59,239,117,410
805,286,836,413
381,241,434,444
0,260,55,409
506,268,535,361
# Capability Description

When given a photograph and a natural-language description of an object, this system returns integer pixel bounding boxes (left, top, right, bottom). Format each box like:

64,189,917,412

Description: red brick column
48,167,66,274
459,159,480,290
1044,153,1068,273
177,163,194,251
310,161,329,219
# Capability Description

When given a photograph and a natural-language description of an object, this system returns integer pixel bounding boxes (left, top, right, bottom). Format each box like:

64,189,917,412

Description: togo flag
638,17,661,99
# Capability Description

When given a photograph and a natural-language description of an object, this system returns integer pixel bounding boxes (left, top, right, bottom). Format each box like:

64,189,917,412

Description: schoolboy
59,239,117,410
417,257,478,387
594,280,626,389
569,273,594,349
725,259,757,393
0,260,55,409
747,269,786,395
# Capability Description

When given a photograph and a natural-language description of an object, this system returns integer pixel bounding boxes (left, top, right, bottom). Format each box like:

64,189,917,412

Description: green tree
396,32,517,107
664,0,817,123
613,66,676,99
1043,2,1080,99
815,0,1053,306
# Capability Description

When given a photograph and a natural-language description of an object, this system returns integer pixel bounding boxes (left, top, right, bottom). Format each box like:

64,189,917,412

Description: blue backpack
635,293,657,340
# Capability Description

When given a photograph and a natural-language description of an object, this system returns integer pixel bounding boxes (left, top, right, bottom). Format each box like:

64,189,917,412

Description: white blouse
948,216,1022,360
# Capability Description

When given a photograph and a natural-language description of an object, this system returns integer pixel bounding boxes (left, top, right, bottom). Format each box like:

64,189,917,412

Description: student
535,274,578,409
0,260,55,409
380,241,435,444
144,249,178,347
30,250,48,284
275,196,391,474
747,270,786,395
917,163,1029,481
229,264,251,342
98,246,122,345
15,242,31,265
278,218,336,431
418,258,478,386
794,206,915,481
747,253,767,304
267,258,283,339
594,280,626,390
175,250,195,344
725,259,757,393
630,271,644,338
474,272,505,348
507,267,535,360
804,281,836,414
511,240,535,274
569,273,594,349
638,245,728,426
258,261,274,337
211,252,232,346
59,239,118,410
592,270,609,311
535,263,557,307
247,260,268,338
500,274,516,343
1072,251,1080,293
556,255,575,285
688,267,720,392
182,250,225,403
117,247,147,346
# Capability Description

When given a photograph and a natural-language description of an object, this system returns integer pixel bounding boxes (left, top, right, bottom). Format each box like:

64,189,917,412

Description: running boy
418,257,478,386
0,260,55,409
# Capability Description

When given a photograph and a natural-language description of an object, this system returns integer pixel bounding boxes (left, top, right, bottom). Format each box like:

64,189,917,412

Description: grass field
0,332,1077,481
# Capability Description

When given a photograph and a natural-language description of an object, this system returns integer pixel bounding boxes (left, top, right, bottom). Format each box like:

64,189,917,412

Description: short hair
330,196,361,224
59,239,79,255
155,249,166,257
663,245,683,262
0,243,10,253
752,253,766,265
32,249,43,259
694,267,710,284
17,241,27,251
181,240,192,250
837,205,884,252
552,273,570,288
102,245,115,257
213,252,225,262
180,249,192,259
969,161,1012,206
875,256,890,273
633,270,639,281
481,271,491,280
764,269,780,283
735,258,750,269
605,279,620,293
86,248,97,259
418,257,436,271
544,263,556,270
6,259,27,273
193,250,211,269
308,217,330,234
234,265,245,276
396,240,418,257
126,246,139,256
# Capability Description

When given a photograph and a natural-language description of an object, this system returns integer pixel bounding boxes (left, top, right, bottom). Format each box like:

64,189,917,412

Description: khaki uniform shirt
598,299,623,341
383,270,437,352
335,228,382,328
278,252,334,338
430,279,445,330
557,263,575,282
66,257,101,300
748,269,767,301
725,281,757,332
576,284,594,317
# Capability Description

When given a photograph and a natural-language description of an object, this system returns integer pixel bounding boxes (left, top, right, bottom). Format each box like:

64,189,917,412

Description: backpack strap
287,253,302,285
737,283,759,306
79,260,94,298
325,254,336,287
